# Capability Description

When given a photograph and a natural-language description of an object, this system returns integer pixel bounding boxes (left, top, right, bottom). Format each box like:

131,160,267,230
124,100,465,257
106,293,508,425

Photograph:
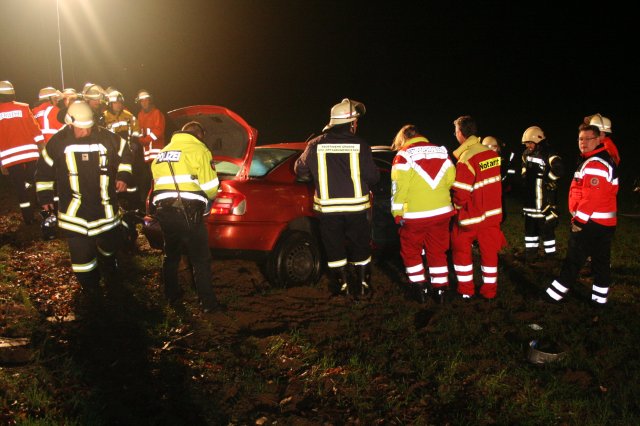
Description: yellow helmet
589,113,612,134
38,87,62,102
522,126,545,144
0,80,15,95
324,98,366,131
64,101,94,129
482,136,499,151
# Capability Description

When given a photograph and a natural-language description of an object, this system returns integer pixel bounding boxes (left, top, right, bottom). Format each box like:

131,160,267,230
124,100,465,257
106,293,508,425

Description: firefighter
32,87,64,145
0,80,44,224
520,126,564,261
545,124,619,307
35,101,134,309
150,121,220,312
391,124,455,304
56,87,79,123
451,116,506,300
482,135,517,223
104,89,143,212
81,83,107,127
294,98,380,299
135,89,166,203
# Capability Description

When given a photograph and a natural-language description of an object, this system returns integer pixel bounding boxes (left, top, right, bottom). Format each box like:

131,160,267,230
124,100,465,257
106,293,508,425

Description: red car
145,105,396,287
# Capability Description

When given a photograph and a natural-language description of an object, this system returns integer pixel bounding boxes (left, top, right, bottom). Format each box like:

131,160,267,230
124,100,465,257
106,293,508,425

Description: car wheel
265,231,323,288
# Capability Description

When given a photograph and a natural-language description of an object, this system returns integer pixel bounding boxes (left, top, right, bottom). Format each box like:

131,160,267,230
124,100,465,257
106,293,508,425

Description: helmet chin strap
350,119,358,134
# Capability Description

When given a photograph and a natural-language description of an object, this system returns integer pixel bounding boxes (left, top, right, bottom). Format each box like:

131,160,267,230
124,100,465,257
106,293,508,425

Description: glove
570,220,583,233
394,216,405,227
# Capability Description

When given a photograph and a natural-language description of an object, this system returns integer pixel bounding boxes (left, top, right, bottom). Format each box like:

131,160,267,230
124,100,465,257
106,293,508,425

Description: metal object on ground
528,340,566,365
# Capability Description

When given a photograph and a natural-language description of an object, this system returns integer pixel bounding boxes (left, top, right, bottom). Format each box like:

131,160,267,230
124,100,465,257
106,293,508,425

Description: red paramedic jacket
451,135,503,228
569,145,618,227
0,101,43,167
32,101,63,144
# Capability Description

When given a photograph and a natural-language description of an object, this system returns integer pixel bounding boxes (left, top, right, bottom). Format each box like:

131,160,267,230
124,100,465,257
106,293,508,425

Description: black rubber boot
406,282,429,303
432,286,448,305
356,264,372,298
328,266,349,296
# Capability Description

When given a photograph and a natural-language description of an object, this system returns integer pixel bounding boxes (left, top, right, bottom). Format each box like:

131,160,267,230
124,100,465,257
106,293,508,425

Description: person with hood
150,121,220,312
544,124,619,308
294,98,380,299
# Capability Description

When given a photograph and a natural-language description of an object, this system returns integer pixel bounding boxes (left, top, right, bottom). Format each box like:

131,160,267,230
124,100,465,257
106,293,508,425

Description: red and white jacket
138,107,166,163
0,101,43,167
32,101,63,144
569,145,618,227
451,135,502,228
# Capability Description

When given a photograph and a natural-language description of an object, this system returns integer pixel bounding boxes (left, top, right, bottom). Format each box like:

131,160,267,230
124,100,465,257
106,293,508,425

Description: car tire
265,230,323,288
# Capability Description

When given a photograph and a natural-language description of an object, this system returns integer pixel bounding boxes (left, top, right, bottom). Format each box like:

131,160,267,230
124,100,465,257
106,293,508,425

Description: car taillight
211,192,247,215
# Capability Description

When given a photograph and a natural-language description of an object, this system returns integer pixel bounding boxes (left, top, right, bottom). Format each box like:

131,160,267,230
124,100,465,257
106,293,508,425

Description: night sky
1,0,635,183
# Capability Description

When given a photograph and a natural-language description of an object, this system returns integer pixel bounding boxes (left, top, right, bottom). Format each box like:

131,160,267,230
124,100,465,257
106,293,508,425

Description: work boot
356,264,372,298
328,266,349,296
406,282,429,303
432,286,448,305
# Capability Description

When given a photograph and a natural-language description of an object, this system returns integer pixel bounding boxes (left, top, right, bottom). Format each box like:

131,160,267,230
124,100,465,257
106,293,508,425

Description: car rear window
249,148,298,177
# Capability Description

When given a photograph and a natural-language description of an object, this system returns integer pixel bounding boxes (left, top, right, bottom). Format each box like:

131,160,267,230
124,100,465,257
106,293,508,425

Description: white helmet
589,113,612,134
107,89,124,104
522,126,545,144
482,136,499,151
62,88,78,99
135,89,151,103
82,84,106,101
324,98,366,131
0,80,15,95
38,87,62,102
64,101,94,129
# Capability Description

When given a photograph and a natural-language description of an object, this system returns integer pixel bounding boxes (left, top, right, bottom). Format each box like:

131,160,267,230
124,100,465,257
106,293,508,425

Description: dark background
1,0,635,185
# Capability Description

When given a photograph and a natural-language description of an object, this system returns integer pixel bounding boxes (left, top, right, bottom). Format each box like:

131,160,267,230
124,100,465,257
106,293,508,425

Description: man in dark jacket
35,101,133,310
294,98,379,298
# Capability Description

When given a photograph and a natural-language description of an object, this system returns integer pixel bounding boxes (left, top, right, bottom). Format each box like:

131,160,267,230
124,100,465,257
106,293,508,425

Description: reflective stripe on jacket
32,102,63,144
0,101,43,167
391,136,455,221
452,135,502,228
294,127,380,214
35,125,133,236
151,131,219,206
138,107,166,163
569,146,618,227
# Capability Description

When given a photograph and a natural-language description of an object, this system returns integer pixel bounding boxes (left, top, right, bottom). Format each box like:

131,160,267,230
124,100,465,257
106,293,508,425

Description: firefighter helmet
82,84,106,101
107,89,124,104
0,80,15,95
64,101,94,128
589,113,612,134
522,126,545,144
482,136,499,151
38,87,62,102
135,89,152,103
324,98,366,131
62,88,78,100
40,210,58,240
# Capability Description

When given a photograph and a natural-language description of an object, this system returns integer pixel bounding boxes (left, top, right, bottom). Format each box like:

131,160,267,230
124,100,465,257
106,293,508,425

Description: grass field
1,175,640,425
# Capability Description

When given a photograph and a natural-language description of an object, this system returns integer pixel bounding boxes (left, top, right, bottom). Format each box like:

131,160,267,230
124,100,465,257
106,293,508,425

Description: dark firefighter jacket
35,125,134,236
294,126,380,214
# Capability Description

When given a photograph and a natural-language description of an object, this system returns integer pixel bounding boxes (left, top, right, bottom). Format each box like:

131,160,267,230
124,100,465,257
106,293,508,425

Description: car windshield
214,148,298,177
